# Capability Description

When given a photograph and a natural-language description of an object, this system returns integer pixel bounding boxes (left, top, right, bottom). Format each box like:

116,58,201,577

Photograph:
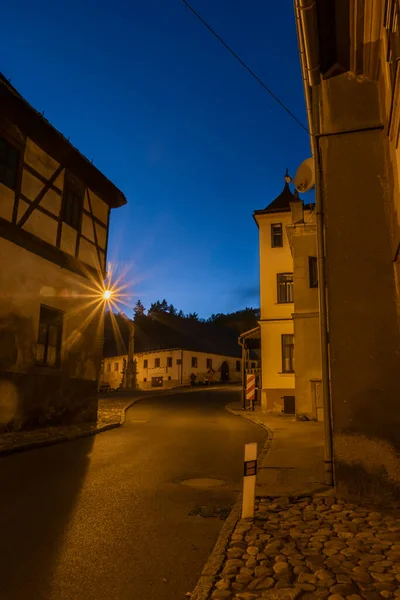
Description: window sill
278,371,295,375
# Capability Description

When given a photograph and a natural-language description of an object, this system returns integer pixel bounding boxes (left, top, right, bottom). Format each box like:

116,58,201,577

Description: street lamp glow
103,289,112,300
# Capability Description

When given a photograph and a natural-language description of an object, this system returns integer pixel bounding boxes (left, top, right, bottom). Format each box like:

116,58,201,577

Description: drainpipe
238,336,246,410
295,0,334,487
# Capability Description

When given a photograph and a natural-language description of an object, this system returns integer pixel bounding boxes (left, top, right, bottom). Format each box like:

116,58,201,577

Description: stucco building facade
0,74,126,430
254,175,321,417
295,1,400,501
101,348,245,390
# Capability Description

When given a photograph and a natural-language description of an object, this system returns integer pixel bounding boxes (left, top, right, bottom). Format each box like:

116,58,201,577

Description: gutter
294,0,334,487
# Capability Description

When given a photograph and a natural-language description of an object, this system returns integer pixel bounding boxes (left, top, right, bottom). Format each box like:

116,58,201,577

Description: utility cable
180,0,309,134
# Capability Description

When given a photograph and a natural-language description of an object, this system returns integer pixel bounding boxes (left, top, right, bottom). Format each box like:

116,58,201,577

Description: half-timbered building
0,74,126,430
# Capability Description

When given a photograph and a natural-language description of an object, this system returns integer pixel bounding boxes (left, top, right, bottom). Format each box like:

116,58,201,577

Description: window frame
191,356,198,368
61,174,84,231
271,223,283,248
281,334,295,373
0,135,21,192
35,305,63,368
277,273,294,304
309,256,318,288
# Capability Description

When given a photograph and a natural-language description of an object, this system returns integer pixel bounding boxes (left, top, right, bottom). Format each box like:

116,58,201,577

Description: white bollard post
242,442,257,519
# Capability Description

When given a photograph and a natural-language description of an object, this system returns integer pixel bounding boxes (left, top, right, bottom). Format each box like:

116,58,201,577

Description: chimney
290,190,304,224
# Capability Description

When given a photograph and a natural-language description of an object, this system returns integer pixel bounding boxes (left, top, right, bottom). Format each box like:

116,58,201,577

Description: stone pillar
318,74,400,502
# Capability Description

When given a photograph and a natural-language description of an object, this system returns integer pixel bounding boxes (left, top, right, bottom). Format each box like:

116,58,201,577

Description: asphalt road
0,387,266,600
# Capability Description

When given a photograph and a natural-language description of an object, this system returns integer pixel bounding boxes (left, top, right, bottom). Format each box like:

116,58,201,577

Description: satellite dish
294,158,315,192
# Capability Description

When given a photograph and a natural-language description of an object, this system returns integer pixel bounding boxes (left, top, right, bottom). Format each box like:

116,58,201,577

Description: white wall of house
101,349,245,390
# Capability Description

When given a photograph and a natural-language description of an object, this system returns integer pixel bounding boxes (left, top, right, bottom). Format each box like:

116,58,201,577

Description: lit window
277,273,294,303
36,305,63,368
155,357,160,368
271,223,283,248
309,256,318,288
206,358,212,369
282,334,294,373
0,137,20,191
191,356,197,368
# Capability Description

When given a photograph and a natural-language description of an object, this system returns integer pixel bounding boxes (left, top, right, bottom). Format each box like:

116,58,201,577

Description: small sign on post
242,442,257,519
246,374,256,409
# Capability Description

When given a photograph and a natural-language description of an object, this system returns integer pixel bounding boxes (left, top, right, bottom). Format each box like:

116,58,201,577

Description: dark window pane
282,334,294,373
62,182,83,230
309,256,318,288
271,223,283,248
0,137,20,191
35,305,63,367
277,273,294,303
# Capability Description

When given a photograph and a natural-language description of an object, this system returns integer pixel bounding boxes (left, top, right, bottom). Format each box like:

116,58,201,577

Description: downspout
238,336,246,410
295,0,334,487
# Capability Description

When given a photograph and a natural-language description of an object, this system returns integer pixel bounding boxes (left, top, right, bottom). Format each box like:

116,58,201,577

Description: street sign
246,374,256,401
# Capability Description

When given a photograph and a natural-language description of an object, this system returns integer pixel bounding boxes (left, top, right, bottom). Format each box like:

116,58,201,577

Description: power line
180,0,309,134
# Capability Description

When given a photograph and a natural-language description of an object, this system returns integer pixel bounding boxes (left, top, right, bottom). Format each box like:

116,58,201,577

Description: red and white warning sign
246,374,256,401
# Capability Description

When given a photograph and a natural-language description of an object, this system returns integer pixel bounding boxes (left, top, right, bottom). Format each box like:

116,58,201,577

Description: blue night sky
2,0,311,318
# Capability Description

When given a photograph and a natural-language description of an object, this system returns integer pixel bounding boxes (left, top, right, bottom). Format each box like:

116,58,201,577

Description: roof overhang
0,75,127,209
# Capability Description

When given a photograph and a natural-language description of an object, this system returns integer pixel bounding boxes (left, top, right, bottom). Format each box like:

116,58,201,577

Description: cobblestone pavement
0,396,136,456
211,495,400,600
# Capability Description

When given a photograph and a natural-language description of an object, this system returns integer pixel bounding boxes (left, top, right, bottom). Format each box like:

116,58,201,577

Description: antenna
294,158,315,192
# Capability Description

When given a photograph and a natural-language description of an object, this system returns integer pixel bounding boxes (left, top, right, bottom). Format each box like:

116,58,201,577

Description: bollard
242,442,257,519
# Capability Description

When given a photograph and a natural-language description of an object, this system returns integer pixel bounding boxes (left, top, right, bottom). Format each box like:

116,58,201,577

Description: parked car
99,382,111,393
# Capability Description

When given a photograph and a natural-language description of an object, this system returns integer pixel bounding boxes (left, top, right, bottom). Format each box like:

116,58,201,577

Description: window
152,376,163,387
271,223,283,248
167,357,173,367
177,358,182,365
143,359,148,368
115,362,119,371
251,362,256,369
143,377,147,382
236,360,241,372
168,376,171,380
155,358,160,368
309,256,318,288
0,137,20,191
206,358,213,369
35,305,63,367
62,179,84,230
107,363,111,373
191,356,198,368
277,273,294,303
282,334,294,373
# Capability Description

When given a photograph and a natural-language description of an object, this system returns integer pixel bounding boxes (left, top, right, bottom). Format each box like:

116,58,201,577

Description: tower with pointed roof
253,171,319,416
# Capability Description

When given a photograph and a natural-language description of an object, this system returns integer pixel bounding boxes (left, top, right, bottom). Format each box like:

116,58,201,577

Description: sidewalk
194,404,400,600
0,389,157,457
226,402,327,497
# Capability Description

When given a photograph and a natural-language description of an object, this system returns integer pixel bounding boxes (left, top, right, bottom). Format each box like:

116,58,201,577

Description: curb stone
190,494,243,600
189,404,272,600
